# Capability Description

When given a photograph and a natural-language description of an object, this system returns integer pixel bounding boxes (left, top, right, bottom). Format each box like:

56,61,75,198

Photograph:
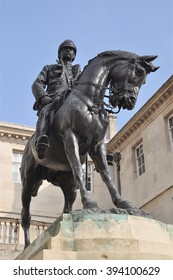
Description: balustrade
0,218,49,246
0,220,19,245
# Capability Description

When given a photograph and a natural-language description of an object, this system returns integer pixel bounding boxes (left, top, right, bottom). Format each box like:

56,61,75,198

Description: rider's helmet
58,39,77,61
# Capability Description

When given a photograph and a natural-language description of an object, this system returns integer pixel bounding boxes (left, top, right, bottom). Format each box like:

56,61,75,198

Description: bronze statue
32,40,81,159
21,47,159,248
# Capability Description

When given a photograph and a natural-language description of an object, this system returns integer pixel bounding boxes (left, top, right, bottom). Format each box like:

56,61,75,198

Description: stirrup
35,135,49,159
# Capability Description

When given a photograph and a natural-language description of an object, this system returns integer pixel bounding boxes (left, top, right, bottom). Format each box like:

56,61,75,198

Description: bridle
106,56,139,113
74,56,139,115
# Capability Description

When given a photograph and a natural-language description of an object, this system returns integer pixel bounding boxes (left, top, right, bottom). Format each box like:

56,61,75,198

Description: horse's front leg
89,141,135,209
63,128,98,209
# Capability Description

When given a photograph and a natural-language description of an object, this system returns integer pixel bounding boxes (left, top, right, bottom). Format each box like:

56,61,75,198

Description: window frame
134,142,145,177
82,161,93,192
168,114,173,147
12,150,23,183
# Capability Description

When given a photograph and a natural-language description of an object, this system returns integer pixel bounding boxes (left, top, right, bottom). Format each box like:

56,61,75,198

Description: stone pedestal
15,213,173,260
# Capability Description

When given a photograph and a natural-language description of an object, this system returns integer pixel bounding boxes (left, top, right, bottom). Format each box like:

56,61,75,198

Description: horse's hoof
117,200,135,209
24,242,30,249
83,201,99,210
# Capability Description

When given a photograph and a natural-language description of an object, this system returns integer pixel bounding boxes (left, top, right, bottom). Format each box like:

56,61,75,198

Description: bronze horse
21,50,158,248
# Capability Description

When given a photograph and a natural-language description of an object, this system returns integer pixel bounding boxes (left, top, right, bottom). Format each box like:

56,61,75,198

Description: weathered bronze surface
21,43,158,248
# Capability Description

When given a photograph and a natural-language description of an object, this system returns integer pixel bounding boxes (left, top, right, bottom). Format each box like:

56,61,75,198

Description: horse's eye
136,66,144,74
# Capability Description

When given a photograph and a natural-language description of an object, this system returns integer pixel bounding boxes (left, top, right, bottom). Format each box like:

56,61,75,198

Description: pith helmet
58,39,77,58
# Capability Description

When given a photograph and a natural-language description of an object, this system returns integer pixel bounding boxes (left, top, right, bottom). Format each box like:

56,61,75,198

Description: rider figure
32,39,81,159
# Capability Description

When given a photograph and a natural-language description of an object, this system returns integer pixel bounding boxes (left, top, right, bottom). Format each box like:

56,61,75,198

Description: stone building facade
107,75,173,225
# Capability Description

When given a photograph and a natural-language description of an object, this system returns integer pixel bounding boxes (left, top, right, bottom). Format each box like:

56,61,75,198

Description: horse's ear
139,55,159,73
140,60,160,73
151,66,160,72
139,55,158,62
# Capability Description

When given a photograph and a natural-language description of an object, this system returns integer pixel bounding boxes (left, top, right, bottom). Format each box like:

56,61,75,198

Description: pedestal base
15,213,173,260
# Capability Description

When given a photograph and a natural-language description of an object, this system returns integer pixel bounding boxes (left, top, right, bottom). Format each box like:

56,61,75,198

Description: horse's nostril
130,97,136,104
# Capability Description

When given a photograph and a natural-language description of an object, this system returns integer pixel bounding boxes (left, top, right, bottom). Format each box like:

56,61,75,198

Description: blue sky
0,0,172,131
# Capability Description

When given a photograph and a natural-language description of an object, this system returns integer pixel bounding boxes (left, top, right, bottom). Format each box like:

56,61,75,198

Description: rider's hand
40,95,53,106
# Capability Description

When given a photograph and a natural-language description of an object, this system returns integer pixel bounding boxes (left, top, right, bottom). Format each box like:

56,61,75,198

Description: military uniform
32,61,81,111
32,39,81,159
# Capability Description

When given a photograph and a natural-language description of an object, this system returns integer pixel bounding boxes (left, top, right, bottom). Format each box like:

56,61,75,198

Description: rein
74,57,138,115
73,89,103,115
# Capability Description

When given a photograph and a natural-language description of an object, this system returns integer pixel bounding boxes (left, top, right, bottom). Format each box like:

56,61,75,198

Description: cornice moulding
0,122,35,141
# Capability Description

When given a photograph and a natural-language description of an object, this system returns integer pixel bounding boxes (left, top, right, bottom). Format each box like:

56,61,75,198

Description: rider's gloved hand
40,95,53,106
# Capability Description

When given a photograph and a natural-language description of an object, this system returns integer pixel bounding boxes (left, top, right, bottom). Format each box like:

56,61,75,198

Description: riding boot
35,104,50,159
36,135,49,159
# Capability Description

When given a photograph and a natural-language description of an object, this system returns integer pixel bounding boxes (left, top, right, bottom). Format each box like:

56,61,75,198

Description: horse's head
109,55,159,110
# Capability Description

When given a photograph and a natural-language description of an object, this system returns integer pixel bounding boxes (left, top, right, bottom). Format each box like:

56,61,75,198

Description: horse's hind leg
50,171,77,213
63,128,98,209
60,172,77,213
21,182,32,248
20,144,42,248
21,172,42,248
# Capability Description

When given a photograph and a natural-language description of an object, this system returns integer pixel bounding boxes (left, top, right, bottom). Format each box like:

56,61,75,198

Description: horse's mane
98,50,137,59
77,50,137,80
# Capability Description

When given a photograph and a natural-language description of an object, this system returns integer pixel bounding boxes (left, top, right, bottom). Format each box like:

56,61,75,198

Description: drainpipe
113,152,121,195
85,156,88,190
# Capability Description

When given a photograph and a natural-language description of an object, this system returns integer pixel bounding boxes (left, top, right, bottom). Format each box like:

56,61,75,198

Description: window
82,162,93,191
12,151,23,182
135,143,145,176
104,127,110,142
168,115,173,146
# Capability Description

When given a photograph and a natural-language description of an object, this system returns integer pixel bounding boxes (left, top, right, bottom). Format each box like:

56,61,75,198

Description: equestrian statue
21,40,159,248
